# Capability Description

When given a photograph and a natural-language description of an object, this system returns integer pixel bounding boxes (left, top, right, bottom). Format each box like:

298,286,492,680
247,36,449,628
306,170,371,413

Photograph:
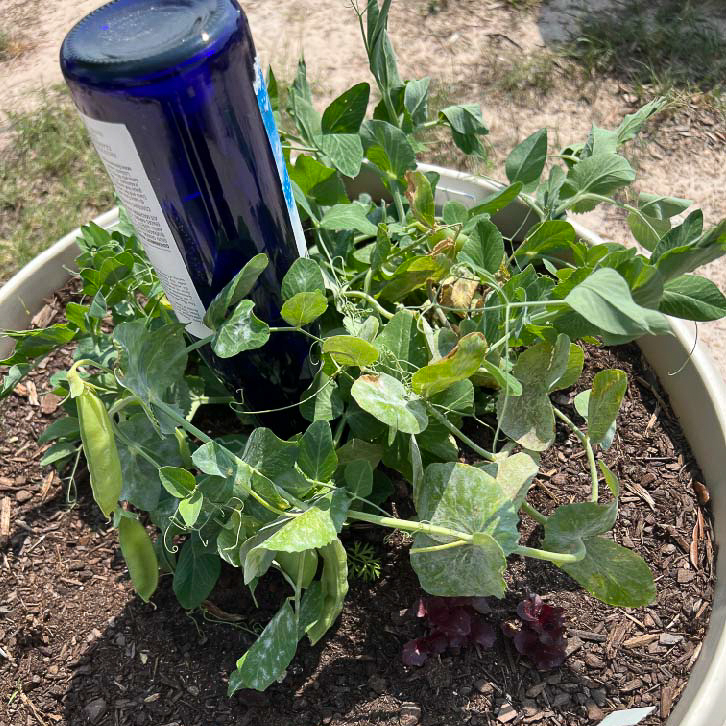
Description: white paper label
80,113,213,339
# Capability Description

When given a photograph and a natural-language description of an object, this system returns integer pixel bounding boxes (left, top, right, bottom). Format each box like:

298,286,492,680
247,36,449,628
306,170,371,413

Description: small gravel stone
85,697,107,725
659,633,684,646
497,702,517,723
400,702,422,725
15,490,32,504
586,701,604,721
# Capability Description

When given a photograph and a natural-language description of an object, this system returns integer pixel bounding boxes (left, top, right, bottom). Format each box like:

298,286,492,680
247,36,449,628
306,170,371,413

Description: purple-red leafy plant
502,594,567,669
402,596,496,666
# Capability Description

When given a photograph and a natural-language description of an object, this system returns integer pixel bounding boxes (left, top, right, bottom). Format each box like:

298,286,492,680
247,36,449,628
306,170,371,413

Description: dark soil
0,283,715,726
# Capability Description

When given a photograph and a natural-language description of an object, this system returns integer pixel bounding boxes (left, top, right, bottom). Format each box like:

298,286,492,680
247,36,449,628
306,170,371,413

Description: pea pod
307,539,348,645
118,515,159,602
75,385,122,517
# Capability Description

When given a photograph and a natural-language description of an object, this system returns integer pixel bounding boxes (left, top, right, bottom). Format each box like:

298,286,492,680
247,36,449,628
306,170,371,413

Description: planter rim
2,167,725,725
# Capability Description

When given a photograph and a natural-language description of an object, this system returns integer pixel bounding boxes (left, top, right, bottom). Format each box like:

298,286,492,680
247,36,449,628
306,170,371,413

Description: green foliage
6,0,726,695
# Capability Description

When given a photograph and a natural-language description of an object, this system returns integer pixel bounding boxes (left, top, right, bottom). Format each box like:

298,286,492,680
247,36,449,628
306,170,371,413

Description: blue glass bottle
60,0,314,434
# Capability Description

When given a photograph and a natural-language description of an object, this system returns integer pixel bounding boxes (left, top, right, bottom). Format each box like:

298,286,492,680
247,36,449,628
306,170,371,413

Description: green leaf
300,371,344,422
351,372,428,435
321,83,370,133
227,601,297,695
468,182,523,217
242,428,298,480
375,310,429,374
410,463,516,597
497,335,570,451
438,104,489,156
652,209,703,263
443,201,469,226
359,120,416,181
655,219,726,282
192,441,252,498
412,531,507,598
377,254,451,302
281,291,328,326
343,459,374,498
251,503,338,555
317,133,364,178
281,257,326,299
428,379,475,415
39,441,78,467
117,415,183,510
514,220,578,263
659,274,726,322
159,466,196,498
458,218,505,275
403,78,430,128
565,268,671,337
588,370,627,446
335,439,384,469
298,421,338,481
479,451,540,508
179,490,203,527
639,192,691,220
616,97,667,145
38,416,80,444
211,300,270,358
474,358,523,396
307,539,348,644
173,536,221,609
548,343,584,392
505,129,547,192
627,210,671,252
404,171,435,227
546,535,656,608
412,332,487,397
561,154,636,212
113,321,187,404
319,203,377,236
322,335,379,367
204,253,269,329
289,155,348,207
0,363,31,398
414,462,519,552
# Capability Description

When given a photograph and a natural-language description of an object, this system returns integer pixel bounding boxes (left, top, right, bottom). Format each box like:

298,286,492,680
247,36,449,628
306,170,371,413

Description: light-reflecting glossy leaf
458,218,505,276
497,335,570,451
298,421,338,481
204,253,268,329
351,372,428,435
211,300,270,358
412,332,488,398
322,335,379,367
281,291,328,326
588,369,627,446
227,601,297,694
565,268,671,337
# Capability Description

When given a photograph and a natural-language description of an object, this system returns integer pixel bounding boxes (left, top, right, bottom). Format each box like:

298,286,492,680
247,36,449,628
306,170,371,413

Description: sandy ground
1,0,725,375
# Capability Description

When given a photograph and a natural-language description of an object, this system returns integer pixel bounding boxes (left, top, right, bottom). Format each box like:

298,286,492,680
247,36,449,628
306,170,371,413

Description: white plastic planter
1,168,724,725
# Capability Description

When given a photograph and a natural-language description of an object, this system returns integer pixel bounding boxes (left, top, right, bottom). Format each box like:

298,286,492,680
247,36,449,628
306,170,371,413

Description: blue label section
253,60,307,258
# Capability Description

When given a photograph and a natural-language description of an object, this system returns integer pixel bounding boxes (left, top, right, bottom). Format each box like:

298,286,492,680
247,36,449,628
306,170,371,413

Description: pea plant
3,0,726,694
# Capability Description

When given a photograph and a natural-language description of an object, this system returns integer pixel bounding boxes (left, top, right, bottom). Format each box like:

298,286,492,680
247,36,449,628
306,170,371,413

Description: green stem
348,509,472,542
426,404,496,462
268,326,324,343
521,501,547,525
515,542,586,565
393,187,406,224
338,290,394,319
410,539,468,555
553,407,599,501
153,399,213,444
185,335,213,354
